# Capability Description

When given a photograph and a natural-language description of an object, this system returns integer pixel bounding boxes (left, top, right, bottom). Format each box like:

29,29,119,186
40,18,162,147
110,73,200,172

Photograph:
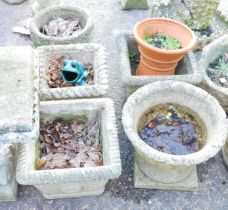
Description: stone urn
30,5,93,47
199,35,228,112
122,81,227,191
16,98,121,199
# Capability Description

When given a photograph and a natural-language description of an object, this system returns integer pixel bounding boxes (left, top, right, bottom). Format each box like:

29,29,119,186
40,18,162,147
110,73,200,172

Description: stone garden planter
122,81,227,191
199,35,228,112
151,0,228,50
0,46,39,144
16,98,121,199
30,5,93,47
38,44,109,100
116,32,201,95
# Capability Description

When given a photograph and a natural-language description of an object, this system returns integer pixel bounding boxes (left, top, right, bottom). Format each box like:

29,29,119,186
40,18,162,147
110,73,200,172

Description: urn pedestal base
134,159,198,191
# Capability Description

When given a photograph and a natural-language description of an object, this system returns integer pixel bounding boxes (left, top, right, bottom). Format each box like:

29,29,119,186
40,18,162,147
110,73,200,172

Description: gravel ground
0,0,227,210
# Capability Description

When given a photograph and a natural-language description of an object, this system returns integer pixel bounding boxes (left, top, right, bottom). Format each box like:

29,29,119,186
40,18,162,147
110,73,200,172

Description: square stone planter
0,46,39,144
0,144,17,201
30,5,93,47
16,98,121,199
116,32,201,96
37,44,109,100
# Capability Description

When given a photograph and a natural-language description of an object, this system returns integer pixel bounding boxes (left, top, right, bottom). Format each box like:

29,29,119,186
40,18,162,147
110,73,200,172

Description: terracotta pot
133,18,197,76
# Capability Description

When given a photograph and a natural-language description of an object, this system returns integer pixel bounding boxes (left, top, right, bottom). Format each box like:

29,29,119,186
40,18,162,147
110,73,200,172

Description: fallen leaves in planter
36,113,102,170
40,17,83,37
46,56,94,88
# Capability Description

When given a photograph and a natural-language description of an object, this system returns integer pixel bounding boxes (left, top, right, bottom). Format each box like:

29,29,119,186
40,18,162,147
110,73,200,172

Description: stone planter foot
36,181,106,199
134,159,198,191
0,144,17,201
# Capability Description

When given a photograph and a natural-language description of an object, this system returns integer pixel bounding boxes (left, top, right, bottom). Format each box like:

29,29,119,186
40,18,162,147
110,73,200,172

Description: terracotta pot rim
133,17,197,55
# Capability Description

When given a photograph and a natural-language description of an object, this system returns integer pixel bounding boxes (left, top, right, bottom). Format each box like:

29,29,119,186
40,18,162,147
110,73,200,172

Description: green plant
208,57,228,76
144,33,182,50
128,50,139,62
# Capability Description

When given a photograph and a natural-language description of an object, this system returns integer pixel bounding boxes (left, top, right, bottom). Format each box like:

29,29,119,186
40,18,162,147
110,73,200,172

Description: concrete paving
0,0,227,209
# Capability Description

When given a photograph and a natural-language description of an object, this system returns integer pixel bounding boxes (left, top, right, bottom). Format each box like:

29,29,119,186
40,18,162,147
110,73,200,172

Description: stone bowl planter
16,98,121,199
199,35,228,112
116,32,201,95
122,81,227,191
37,44,109,100
30,5,93,47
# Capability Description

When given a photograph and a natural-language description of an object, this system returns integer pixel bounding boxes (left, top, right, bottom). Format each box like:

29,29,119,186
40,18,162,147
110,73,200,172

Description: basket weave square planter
116,32,201,96
16,98,121,199
37,44,109,100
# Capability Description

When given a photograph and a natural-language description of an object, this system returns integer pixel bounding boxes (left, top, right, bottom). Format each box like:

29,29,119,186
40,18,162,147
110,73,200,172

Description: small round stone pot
199,35,228,112
30,5,93,47
122,81,227,187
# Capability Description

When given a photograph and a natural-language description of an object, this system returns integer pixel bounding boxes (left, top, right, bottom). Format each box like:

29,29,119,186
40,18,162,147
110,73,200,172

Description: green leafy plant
128,50,139,62
208,57,228,76
144,32,182,50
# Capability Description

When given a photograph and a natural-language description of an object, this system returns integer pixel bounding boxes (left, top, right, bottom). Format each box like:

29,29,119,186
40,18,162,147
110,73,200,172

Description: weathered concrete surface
0,0,228,209
0,46,33,133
